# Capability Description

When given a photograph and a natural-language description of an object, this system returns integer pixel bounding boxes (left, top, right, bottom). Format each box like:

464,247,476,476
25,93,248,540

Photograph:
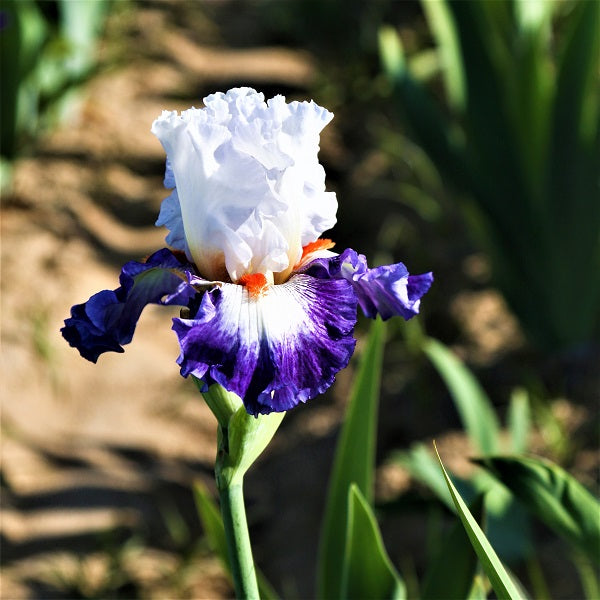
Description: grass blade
467,575,488,599
507,388,531,453
435,445,522,600
395,443,532,562
58,0,109,79
423,338,500,455
317,318,386,599
0,0,48,158
475,455,600,564
378,26,467,190
394,444,466,511
546,0,600,346
421,0,465,111
573,550,600,600
421,494,484,600
341,484,406,599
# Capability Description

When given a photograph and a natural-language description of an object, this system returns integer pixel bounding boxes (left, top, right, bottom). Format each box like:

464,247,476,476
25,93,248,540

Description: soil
1,3,598,599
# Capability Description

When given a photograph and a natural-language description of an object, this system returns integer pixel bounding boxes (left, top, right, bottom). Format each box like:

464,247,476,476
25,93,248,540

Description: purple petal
172,274,357,416
305,248,433,320
61,248,198,362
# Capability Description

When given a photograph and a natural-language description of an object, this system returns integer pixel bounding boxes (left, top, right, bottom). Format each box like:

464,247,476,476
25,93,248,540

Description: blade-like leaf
446,0,530,220
421,0,465,111
467,575,488,599
394,444,465,510
193,481,279,600
317,318,386,599
421,494,484,600
573,550,600,600
0,0,48,158
435,445,522,600
507,388,531,453
394,442,533,562
512,0,554,199
58,0,109,79
342,484,406,599
545,0,600,346
475,456,600,564
550,0,600,162
378,26,467,191
193,481,229,561
423,338,501,455
514,0,554,32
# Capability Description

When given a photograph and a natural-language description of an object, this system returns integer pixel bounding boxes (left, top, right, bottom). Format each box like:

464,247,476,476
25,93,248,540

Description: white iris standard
151,87,337,284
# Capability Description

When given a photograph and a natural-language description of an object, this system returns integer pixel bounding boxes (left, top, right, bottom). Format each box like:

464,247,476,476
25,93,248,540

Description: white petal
152,88,337,282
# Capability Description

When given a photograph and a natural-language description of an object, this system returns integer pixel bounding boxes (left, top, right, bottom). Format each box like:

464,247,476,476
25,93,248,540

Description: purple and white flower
62,88,432,416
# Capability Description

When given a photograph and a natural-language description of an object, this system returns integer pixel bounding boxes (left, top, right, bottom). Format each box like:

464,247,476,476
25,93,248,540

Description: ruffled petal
172,274,357,415
305,248,433,320
61,249,199,362
151,88,337,282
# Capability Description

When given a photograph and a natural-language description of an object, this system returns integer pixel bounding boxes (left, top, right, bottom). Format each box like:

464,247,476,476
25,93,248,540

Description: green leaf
193,481,279,600
551,0,600,156
384,0,598,350
0,0,47,157
467,575,488,600
421,0,465,111
511,0,554,200
378,26,467,190
421,494,484,600
193,481,229,563
317,318,386,600
379,25,406,76
545,0,600,347
507,388,531,453
446,0,527,208
573,550,600,600
514,0,554,32
423,338,501,455
394,444,456,510
58,0,109,79
341,484,405,599
525,556,551,600
475,455,600,564
394,443,532,562
435,445,522,600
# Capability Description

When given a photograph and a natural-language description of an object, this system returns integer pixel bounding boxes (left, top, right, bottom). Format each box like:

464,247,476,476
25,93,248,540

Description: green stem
207,391,283,598
218,480,260,599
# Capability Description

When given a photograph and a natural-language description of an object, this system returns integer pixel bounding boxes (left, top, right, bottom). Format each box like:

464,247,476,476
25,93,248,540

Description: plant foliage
380,0,600,350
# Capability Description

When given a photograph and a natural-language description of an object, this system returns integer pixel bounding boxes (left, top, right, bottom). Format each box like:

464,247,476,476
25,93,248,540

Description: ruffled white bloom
151,87,337,283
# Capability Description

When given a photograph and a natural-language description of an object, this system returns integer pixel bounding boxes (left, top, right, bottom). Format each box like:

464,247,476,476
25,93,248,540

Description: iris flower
62,88,432,416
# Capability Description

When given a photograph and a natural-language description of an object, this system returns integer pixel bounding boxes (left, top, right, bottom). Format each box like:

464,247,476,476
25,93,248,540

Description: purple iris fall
62,88,433,416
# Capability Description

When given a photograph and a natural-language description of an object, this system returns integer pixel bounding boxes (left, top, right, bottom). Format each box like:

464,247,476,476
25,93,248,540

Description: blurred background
1,0,598,598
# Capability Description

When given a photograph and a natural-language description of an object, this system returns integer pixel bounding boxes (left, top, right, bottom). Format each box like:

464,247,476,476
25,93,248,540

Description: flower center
239,273,269,298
